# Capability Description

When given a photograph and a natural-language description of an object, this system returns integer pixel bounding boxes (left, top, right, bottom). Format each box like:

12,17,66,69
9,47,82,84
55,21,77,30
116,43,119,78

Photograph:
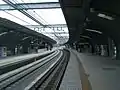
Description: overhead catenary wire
3,10,32,25
17,0,60,40
2,0,67,43
17,0,66,42
16,0,67,43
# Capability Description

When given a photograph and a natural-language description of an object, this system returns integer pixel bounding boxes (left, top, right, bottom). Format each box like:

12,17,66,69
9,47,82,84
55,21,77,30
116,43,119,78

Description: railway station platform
0,48,119,90
60,49,120,90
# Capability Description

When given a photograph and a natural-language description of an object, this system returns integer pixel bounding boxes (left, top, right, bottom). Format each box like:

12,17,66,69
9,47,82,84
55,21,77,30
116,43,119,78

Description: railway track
0,49,70,90
0,51,55,75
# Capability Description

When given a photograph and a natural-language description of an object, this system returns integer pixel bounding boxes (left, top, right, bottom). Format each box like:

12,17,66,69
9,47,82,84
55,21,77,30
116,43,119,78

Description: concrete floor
60,49,120,90
76,52,120,90
59,50,82,90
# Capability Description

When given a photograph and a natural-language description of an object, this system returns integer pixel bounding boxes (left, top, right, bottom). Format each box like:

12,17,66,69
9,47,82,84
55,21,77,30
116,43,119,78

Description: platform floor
0,49,55,67
59,50,82,90
60,49,120,90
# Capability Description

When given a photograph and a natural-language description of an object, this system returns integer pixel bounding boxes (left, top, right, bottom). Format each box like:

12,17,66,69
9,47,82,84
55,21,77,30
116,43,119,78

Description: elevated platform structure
0,17,56,55
59,0,120,60
0,17,56,44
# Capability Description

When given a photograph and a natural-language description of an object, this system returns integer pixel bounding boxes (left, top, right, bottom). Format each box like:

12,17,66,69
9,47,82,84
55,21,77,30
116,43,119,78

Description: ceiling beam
86,29,102,34
0,2,60,10
2,0,65,43
25,24,67,28
42,32,68,34
3,0,44,25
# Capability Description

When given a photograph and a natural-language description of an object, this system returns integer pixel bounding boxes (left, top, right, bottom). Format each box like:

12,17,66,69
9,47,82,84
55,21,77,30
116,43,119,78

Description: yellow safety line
76,54,92,90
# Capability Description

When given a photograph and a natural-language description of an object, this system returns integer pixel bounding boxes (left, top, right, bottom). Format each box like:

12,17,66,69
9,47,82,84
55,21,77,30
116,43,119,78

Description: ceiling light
86,29,102,34
98,13,114,20
0,32,8,36
22,37,29,40
80,35,91,39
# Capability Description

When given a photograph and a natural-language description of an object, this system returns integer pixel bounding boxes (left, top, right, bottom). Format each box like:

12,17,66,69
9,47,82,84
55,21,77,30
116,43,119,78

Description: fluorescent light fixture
98,13,114,20
10,31,14,32
80,35,91,39
22,37,29,40
79,42,89,45
86,29,102,34
0,32,8,36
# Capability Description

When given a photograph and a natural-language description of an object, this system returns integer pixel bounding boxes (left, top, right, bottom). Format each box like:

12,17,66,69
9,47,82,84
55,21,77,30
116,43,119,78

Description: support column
108,38,113,57
22,42,30,54
91,45,95,54
116,43,120,60
11,47,15,55
22,44,29,54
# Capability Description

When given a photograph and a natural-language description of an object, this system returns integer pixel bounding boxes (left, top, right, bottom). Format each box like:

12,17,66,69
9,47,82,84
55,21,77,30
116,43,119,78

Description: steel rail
0,50,58,83
0,50,55,75
0,50,61,90
33,50,70,90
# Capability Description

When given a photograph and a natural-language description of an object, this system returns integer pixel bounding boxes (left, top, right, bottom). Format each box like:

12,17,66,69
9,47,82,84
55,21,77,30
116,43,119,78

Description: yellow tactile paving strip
73,51,92,90
78,60,92,90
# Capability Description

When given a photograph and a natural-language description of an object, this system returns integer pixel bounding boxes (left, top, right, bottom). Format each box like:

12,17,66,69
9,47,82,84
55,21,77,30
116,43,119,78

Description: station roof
59,0,120,44
0,0,69,44
0,17,56,45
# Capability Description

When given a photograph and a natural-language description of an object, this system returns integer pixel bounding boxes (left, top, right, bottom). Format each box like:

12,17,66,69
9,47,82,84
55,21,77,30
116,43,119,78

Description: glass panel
0,10,39,25
27,8,69,43
0,1,6,4
0,0,69,43
28,9,66,24
10,0,58,4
